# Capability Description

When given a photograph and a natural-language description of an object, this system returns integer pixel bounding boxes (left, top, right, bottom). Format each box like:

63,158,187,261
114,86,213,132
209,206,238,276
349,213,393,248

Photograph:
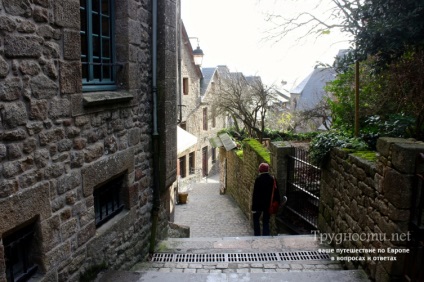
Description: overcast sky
181,0,352,90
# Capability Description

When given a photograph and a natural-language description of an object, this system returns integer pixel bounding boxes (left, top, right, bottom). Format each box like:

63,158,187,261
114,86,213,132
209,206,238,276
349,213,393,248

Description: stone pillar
270,141,293,197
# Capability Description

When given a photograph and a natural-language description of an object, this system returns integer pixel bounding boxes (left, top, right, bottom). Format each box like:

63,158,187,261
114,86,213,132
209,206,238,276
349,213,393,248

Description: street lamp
189,37,204,66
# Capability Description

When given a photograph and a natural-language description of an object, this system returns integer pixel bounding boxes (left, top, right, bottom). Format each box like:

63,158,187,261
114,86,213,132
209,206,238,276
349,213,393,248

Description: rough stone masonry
0,0,179,281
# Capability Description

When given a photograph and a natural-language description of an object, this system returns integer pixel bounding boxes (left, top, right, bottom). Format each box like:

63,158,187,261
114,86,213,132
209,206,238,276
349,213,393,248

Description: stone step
132,258,344,273
155,234,325,254
96,269,371,282
95,235,371,281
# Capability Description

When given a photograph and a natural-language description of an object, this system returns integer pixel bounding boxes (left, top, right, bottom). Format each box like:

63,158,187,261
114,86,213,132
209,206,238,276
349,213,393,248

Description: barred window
80,0,116,91
4,222,38,282
94,175,125,227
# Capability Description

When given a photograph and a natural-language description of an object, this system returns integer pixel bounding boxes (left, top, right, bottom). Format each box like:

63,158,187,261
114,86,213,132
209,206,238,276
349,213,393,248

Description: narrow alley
173,174,253,238
96,172,371,282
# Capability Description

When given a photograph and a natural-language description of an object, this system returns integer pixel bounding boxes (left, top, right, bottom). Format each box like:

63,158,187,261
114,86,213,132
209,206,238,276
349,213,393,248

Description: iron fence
285,147,321,231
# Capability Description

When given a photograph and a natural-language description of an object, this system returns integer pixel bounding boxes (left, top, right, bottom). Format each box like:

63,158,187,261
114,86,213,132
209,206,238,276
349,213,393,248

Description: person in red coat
251,163,280,236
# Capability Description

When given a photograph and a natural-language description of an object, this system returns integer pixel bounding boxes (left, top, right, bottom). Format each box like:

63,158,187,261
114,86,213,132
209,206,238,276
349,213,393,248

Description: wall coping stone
376,137,420,158
83,91,134,107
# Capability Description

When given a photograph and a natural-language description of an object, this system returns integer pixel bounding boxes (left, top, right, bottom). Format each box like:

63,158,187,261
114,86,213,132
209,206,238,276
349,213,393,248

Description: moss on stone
244,138,270,163
235,149,243,159
351,151,378,162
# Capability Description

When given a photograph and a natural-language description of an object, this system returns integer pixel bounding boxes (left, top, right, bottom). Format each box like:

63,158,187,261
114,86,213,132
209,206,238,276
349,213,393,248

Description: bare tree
262,0,362,44
213,70,276,142
296,97,332,131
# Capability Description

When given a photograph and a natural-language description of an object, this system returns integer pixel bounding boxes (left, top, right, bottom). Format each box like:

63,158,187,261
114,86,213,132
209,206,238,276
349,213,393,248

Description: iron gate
403,153,424,281
285,147,321,232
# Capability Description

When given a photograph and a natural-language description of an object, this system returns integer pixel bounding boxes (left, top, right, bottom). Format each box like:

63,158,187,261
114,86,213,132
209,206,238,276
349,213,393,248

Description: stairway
96,235,371,281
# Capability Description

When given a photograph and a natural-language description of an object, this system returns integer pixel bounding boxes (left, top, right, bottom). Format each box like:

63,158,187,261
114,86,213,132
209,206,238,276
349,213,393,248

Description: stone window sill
82,91,133,107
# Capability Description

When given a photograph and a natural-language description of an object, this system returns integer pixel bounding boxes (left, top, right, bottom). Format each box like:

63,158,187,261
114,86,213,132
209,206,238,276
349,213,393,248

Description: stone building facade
0,0,179,281
177,25,227,188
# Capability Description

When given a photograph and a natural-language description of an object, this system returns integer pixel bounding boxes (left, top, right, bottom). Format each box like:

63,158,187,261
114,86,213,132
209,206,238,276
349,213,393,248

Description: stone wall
0,0,178,281
319,137,424,281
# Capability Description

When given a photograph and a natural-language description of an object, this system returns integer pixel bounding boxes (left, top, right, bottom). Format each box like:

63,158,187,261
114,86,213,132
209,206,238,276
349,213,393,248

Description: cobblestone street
174,173,253,237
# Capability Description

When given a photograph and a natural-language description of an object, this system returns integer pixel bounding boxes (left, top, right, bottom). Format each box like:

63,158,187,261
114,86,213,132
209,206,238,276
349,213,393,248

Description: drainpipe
149,0,160,254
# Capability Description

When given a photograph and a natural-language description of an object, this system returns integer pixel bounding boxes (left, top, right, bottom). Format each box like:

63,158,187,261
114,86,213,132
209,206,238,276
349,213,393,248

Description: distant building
177,24,227,193
290,67,337,132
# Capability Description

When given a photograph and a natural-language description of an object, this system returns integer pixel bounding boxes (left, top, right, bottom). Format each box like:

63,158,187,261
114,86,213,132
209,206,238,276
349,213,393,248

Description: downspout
177,21,183,124
149,0,160,254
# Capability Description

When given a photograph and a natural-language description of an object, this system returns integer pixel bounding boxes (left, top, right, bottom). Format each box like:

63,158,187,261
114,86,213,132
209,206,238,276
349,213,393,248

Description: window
212,147,216,163
4,222,38,282
212,107,216,128
80,0,116,91
202,146,208,177
203,107,208,130
183,77,189,95
94,174,124,227
179,156,186,178
189,152,195,175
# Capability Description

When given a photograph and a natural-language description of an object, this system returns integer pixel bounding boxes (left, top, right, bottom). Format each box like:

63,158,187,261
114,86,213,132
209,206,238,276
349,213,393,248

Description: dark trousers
253,210,270,236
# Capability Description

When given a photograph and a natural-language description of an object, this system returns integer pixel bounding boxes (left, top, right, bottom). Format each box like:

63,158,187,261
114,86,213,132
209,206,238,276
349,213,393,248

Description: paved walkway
174,173,253,237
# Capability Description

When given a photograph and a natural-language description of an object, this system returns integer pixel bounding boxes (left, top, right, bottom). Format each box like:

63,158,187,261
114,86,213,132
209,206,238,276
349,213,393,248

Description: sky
181,0,352,90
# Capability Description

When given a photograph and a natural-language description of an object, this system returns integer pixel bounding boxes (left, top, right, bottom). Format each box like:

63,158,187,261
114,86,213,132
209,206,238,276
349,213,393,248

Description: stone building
177,24,227,188
0,0,179,281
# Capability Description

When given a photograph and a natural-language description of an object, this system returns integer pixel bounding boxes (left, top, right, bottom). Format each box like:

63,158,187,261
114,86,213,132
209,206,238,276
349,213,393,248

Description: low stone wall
219,140,291,235
319,137,424,281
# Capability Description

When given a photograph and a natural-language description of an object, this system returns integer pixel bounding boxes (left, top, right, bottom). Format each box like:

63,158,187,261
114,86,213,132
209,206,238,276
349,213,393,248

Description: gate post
270,141,293,199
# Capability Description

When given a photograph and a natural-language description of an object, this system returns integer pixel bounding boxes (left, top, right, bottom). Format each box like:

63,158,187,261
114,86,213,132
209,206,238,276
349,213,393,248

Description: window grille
4,223,38,282
94,175,124,227
80,0,116,91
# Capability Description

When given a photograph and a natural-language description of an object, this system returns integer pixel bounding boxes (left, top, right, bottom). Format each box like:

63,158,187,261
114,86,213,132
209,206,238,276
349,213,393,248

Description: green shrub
309,131,369,166
361,114,415,149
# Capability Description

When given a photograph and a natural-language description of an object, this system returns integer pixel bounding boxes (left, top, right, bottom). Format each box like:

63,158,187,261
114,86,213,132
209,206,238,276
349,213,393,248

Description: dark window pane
92,0,99,12
92,34,100,57
102,38,110,58
81,33,87,56
93,66,101,80
103,66,111,79
80,0,86,8
102,0,110,15
102,16,110,36
80,9,87,32
92,13,100,34
93,58,101,79
82,62,88,80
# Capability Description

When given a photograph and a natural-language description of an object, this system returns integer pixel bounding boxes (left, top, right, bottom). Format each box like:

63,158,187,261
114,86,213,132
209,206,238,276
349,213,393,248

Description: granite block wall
0,0,179,281
319,137,424,281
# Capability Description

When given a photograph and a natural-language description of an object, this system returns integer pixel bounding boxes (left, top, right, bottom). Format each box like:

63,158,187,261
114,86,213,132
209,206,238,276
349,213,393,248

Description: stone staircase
96,235,371,281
